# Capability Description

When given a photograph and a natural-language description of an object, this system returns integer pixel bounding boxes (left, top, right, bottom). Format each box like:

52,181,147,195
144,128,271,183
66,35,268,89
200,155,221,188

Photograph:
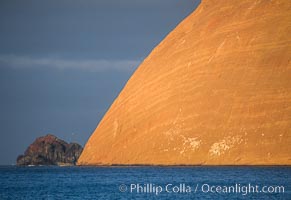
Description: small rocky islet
16,134,83,166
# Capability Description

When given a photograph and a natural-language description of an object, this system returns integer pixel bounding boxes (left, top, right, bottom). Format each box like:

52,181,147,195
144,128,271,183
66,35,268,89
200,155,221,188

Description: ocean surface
0,166,290,199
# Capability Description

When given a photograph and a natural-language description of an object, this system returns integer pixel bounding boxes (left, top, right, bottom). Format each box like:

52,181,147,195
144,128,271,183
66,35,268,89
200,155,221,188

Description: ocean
0,166,290,199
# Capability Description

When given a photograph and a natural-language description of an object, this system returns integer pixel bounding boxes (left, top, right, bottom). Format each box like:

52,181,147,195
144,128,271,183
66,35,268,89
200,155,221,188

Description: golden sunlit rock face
78,0,291,165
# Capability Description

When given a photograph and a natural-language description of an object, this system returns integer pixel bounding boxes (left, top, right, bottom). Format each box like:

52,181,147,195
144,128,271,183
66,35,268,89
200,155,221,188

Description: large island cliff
78,0,291,166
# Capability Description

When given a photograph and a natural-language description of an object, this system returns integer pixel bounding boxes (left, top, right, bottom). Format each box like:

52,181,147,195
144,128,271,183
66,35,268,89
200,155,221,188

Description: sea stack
78,0,291,165
17,134,83,166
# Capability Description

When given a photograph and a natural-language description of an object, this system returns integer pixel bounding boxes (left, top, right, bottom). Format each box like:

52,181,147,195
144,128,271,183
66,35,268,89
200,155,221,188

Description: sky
0,0,200,165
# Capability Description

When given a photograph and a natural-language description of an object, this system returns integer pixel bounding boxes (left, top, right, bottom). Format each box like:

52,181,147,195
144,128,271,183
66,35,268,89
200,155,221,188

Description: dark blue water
0,166,290,199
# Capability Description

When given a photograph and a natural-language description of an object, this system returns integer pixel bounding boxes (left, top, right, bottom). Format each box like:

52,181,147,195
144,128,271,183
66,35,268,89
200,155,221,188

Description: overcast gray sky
0,0,200,165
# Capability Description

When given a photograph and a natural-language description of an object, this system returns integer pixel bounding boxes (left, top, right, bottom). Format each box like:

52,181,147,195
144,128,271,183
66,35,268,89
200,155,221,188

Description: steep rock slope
78,0,291,165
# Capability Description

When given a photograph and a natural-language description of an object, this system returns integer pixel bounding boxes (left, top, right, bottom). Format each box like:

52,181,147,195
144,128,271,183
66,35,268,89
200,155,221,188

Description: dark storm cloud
0,0,200,59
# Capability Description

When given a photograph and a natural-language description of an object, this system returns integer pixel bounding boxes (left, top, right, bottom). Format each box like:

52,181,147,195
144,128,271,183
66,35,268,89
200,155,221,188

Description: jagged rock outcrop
17,134,83,166
78,0,291,165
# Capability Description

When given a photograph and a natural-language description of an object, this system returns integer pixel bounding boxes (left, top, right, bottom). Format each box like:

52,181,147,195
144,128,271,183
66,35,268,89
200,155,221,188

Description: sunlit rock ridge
78,0,291,165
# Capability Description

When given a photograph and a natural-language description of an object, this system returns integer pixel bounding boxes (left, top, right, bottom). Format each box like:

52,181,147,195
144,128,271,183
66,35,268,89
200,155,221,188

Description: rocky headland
17,134,83,166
